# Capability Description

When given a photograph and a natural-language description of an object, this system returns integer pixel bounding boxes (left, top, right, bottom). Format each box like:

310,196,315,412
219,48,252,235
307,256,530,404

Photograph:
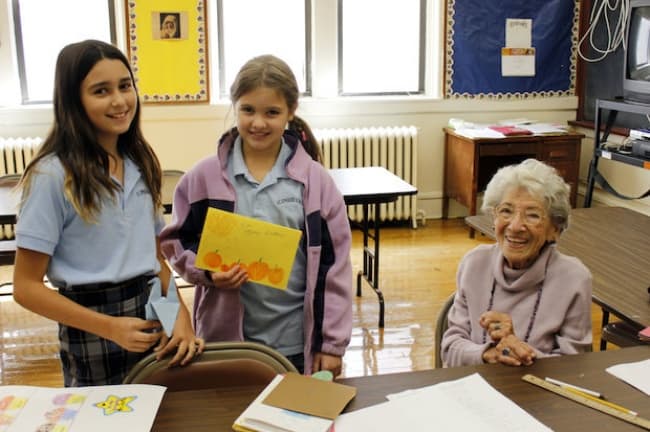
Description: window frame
337,0,426,96
0,0,442,107
10,0,117,105
215,0,312,98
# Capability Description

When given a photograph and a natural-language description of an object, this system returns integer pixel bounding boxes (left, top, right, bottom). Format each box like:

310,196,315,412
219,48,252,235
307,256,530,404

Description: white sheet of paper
506,18,532,48
454,127,505,139
334,373,551,432
606,358,650,396
522,123,568,135
502,50,535,77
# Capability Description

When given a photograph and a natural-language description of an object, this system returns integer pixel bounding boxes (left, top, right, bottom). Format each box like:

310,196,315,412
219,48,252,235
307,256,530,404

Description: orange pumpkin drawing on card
196,208,301,290
203,250,222,269
267,266,284,285
248,259,270,281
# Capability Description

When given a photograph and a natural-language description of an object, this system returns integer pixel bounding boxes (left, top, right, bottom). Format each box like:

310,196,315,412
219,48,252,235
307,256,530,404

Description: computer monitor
624,0,650,104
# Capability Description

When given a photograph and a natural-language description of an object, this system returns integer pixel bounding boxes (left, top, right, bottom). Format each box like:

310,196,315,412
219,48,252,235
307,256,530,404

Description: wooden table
465,207,650,337
152,346,650,431
328,167,417,327
443,128,583,237
558,207,650,336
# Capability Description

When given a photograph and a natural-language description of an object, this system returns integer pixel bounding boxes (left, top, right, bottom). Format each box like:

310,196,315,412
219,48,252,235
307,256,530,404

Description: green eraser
311,370,334,381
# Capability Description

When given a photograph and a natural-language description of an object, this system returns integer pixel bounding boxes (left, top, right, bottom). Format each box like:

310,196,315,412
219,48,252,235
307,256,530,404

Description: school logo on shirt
277,197,302,206
136,189,151,197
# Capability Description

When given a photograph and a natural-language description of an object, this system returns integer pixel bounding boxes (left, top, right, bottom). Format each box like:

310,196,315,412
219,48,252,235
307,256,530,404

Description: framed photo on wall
125,0,209,103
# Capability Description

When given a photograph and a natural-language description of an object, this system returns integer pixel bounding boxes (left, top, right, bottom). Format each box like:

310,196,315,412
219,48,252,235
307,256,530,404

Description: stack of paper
334,373,551,432
233,373,356,432
454,128,505,139
523,123,569,135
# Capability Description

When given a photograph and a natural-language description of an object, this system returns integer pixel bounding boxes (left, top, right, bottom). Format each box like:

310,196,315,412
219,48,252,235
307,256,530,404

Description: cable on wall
578,0,630,62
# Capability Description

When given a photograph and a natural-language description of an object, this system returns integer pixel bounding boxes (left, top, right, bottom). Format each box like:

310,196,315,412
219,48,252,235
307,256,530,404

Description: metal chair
601,321,646,349
123,341,298,391
434,293,455,368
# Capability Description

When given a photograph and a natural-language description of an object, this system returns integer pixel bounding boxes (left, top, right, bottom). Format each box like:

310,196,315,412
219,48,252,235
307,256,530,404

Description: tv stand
583,98,650,207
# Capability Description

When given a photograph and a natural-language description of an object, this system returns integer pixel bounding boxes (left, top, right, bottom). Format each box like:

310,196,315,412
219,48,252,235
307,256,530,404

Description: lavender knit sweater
441,243,592,367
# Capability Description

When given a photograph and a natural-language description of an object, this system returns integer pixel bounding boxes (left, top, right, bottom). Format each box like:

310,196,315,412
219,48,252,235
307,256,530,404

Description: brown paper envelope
262,372,356,420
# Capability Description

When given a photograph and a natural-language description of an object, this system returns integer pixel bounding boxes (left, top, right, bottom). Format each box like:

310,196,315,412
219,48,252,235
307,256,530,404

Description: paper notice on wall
502,18,534,77
502,48,535,77
506,19,532,48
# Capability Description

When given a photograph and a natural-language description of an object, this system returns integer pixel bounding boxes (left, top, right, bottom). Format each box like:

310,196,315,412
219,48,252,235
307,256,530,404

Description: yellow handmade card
196,208,302,290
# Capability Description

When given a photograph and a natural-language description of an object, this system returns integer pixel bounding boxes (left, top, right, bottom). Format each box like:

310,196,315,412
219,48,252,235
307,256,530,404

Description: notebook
488,125,533,136
233,373,356,432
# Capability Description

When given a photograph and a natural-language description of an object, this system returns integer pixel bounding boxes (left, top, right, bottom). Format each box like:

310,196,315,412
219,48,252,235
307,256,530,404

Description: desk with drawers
442,128,583,237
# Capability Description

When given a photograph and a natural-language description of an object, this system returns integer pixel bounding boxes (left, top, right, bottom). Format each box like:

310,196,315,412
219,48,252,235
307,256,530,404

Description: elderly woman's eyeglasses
494,204,546,227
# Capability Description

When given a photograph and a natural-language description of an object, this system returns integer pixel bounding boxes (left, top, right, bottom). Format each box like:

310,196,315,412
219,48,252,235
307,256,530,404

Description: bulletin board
125,0,209,103
445,0,580,99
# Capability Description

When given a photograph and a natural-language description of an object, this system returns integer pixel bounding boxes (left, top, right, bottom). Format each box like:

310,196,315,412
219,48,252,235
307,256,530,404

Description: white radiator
0,137,42,176
314,126,418,228
0,137,42,240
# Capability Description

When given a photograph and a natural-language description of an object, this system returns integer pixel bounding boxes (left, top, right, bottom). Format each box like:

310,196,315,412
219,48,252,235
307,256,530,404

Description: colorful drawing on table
0,384,165,431
196,208,302,290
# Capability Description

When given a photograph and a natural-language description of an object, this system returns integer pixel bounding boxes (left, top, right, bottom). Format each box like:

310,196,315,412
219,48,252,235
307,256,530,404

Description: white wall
0,96,581,220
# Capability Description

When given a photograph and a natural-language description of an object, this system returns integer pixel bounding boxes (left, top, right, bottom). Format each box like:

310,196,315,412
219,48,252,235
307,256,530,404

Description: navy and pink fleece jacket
159,130,353,373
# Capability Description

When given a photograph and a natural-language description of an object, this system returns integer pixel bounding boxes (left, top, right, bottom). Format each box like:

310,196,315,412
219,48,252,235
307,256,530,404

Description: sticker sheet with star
0,384,165,431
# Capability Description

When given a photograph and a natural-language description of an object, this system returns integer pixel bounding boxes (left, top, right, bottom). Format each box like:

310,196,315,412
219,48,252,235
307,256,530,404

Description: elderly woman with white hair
441,158,592,368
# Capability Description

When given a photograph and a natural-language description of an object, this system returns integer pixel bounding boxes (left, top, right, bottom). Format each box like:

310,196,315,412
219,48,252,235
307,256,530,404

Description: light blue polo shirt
16,155,164,287
228,137,306,356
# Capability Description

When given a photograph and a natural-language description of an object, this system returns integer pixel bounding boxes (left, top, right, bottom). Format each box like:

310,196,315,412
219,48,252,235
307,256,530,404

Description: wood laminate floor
0,218,604,385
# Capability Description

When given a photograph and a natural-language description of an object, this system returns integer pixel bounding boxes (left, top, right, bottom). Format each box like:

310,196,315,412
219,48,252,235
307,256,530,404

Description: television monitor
624,0,650,104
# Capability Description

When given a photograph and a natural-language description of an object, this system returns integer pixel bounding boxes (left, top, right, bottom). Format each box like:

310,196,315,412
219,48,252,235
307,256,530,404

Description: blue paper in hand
145,276,180,337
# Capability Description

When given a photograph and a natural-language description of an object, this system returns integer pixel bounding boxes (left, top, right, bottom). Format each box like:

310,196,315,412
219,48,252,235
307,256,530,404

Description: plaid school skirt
57,275,153,387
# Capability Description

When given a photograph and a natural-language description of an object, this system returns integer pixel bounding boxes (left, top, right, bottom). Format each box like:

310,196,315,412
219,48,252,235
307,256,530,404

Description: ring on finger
501,348,510,356
493,323,501,331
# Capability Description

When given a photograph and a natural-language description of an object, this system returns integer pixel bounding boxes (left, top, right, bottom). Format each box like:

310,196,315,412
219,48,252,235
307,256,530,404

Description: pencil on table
564,387,638,417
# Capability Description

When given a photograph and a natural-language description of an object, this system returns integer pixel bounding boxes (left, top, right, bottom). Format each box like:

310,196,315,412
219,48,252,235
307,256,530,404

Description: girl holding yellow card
160,55,353,376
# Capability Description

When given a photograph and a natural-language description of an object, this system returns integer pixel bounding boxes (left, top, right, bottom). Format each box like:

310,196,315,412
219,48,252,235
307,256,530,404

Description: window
217,0,309,97
1,0,439,106
12,0,114,103
339,0,424,95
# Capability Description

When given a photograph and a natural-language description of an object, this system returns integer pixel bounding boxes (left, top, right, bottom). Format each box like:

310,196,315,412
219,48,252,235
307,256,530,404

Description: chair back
435,293,455,368
602,321,645,349
123,341,298,391
161,169,184,215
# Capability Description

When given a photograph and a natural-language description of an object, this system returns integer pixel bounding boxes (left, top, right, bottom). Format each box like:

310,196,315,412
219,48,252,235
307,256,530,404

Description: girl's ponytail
289,116,321,163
